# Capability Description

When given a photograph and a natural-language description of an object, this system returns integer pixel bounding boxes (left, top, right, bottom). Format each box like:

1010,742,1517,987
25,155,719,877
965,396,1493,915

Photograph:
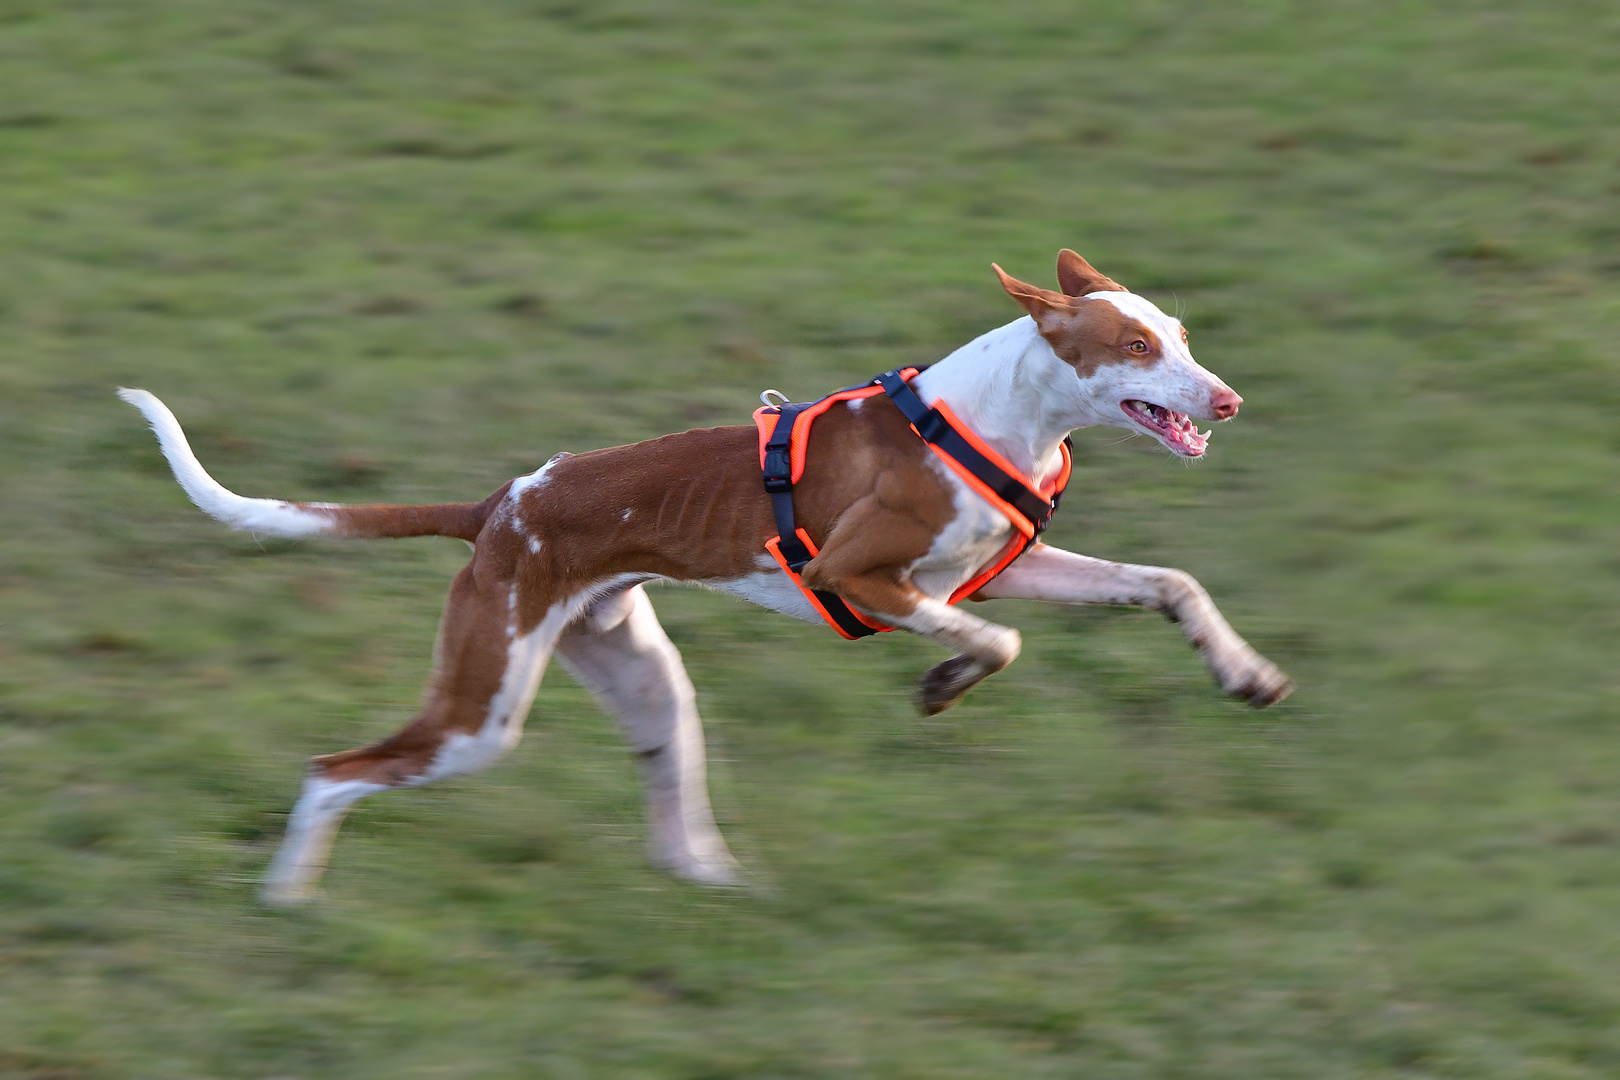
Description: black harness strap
874,369,1068,536
761,401,881,639
761,403,809,566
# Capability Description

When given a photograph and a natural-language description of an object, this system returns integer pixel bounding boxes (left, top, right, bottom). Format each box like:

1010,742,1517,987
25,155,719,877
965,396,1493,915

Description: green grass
3,0,1619,1075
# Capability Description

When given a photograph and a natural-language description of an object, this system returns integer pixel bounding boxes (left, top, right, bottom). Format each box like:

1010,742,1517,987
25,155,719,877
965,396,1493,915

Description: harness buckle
762,441,794,492
759,388,790,409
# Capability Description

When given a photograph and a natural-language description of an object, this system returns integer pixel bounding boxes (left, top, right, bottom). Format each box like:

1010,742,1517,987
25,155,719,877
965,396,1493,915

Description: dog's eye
1127,340,1149,355
1180,327,1189,344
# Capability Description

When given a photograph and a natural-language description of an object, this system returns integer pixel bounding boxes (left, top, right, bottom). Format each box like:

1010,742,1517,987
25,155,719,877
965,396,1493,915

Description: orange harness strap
754,367,1072,639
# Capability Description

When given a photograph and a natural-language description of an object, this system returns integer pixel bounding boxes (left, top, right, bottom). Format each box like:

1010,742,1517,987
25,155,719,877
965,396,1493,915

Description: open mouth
1121,400,1209,457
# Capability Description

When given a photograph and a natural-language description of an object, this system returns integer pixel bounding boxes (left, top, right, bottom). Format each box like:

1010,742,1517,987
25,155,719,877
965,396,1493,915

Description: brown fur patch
992,264,1161,377
1039,304,1161,377
317,482,514,542
1055,248,1126,296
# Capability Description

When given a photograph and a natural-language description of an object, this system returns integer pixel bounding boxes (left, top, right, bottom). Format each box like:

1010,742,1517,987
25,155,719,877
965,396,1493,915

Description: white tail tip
117,387,334,538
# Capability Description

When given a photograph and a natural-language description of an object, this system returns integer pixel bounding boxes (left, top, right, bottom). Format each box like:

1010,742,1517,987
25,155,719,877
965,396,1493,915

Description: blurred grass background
2,0,1618,1076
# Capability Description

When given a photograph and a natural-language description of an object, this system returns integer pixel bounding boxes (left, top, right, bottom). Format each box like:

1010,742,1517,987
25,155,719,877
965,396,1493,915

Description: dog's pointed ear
993,263,1074,326
1055,248,1126,296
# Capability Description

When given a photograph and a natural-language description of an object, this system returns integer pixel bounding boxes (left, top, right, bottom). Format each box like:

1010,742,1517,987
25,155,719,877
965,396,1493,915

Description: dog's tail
117,388,505,544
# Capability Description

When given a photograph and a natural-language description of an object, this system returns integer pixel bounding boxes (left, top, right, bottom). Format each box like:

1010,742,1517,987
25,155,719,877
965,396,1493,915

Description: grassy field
3,1,1619,1076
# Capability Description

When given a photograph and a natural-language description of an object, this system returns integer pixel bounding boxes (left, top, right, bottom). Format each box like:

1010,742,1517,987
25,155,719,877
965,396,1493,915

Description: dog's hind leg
555,585,741,886
261,773,386,907
262,563,563,906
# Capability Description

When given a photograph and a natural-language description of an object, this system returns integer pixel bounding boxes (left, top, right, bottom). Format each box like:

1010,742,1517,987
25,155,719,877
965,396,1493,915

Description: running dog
119,249,1293,904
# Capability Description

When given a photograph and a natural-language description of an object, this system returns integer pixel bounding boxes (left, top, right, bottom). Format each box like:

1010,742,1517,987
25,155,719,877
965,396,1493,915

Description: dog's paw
260,880,320,908
916,654,987,716
1219,652,1295,709
669,854,744,888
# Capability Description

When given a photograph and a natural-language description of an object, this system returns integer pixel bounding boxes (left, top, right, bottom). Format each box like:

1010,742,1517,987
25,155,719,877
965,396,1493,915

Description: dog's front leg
805,565,1023,715
974,544,1294,707
800,496,1023,714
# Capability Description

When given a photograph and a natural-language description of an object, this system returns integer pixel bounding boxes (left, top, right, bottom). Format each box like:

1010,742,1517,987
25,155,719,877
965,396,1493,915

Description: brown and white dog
120,250,1293,904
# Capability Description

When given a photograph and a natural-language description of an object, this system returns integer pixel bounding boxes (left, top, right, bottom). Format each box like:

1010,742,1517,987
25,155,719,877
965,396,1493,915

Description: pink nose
1209,388,1242,420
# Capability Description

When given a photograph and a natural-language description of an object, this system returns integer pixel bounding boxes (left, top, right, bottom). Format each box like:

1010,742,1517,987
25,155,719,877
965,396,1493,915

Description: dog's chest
907,458,1018,600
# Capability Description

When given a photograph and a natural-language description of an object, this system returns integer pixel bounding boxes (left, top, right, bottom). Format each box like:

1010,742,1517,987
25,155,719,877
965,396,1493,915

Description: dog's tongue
1124,400,1211,455
1162,409,1209,454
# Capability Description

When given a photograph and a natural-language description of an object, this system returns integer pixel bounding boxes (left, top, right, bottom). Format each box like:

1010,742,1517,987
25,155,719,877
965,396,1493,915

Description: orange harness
753,367,1072,639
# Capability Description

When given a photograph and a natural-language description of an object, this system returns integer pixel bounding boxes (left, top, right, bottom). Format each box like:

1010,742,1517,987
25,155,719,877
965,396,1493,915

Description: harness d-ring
759,388,790,408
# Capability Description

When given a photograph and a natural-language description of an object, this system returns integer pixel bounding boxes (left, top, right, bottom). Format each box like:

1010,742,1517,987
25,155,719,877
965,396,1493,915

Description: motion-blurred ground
2,2,1617,1077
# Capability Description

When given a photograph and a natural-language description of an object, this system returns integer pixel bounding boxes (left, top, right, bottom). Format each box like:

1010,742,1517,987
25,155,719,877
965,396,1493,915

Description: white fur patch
508,451,570,499
1089,291,1180,339
117,388,336,538
708,557,825,624
908,455,1018,601
908,320,1078,481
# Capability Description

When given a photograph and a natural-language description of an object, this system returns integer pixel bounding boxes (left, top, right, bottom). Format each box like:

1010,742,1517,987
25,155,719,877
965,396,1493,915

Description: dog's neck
911,316,1092,485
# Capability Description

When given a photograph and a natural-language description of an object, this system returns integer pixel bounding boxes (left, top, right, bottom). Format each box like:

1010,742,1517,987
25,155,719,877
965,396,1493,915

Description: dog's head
993,250,1241,458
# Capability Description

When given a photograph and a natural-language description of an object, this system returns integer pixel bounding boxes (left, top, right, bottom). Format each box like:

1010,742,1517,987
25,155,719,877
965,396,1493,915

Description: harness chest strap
754,367,1072,639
